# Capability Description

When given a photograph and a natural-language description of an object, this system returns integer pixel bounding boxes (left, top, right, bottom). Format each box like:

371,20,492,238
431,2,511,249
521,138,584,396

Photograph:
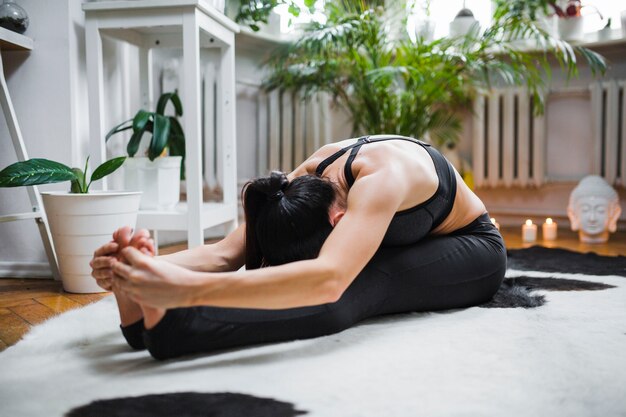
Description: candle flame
546,218,553,224
525,219,533,226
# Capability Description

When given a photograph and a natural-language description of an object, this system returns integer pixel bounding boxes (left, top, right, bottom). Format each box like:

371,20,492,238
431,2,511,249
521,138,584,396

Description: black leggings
122,213,506,360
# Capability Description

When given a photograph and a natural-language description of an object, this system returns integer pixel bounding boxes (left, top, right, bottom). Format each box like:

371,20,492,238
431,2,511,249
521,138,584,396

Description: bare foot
141,305,166,330
113,227,156,326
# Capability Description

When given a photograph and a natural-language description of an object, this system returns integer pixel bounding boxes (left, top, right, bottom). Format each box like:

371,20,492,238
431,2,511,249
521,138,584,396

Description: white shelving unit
83,0,240,248
0,28,61,280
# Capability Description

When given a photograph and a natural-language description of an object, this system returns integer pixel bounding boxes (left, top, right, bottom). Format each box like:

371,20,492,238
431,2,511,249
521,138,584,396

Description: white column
472,95,485,188
85,17,107,189
517,92,530,187
183,9,203,247
138,47,154,110
487,91,500,187
218,41,238,233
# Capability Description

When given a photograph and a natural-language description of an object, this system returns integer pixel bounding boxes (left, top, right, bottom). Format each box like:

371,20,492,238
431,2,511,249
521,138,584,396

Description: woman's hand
89,227,155,291
111,246,197,309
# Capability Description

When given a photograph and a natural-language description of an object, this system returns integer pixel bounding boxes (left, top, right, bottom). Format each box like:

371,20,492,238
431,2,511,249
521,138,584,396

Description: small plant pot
41,191,141,293
558,16,585,41
449,17,479,38
124,156,182,210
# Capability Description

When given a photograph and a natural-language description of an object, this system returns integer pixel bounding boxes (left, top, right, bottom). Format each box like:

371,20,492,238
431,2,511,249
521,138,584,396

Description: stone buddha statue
567,175,622,243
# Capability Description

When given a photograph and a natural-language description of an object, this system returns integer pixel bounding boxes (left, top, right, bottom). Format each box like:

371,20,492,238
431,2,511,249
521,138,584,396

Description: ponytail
242,171,336,269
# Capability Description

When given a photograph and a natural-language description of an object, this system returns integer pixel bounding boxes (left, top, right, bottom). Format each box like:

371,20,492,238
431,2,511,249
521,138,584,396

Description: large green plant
0,156,126,193
264,2,606,147
106,91,185,177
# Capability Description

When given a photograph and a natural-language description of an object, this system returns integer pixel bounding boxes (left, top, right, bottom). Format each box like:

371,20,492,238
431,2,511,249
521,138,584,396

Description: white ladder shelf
0,27,61,280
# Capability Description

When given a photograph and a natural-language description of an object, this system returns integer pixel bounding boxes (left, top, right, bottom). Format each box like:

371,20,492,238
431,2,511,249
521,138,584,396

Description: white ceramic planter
40,191,141,293
449,17,480,37
558,17,584,41
124,156,182,210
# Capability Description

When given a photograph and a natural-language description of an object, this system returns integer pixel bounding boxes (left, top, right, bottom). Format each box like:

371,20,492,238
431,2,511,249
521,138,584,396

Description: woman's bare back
296,135,486,234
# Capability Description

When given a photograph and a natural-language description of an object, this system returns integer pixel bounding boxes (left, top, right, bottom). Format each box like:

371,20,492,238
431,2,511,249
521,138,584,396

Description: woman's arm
113,167,405,309
157,223,246,272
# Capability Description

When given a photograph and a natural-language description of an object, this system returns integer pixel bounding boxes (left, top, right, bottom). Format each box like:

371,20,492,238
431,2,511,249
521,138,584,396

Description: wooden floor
1,229,625,352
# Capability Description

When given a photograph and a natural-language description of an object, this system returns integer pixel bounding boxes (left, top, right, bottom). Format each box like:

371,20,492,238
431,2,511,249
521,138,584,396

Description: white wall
0,0,82,277
0,0,135,277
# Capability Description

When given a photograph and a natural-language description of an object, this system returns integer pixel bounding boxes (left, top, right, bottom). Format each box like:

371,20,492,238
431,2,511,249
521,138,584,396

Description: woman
91,135,506,360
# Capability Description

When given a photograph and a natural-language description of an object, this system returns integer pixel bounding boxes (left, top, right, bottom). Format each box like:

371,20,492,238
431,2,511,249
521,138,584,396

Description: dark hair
242,171,337,269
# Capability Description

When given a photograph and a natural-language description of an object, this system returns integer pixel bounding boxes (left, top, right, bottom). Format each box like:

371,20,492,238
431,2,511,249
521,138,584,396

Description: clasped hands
89,226,195,308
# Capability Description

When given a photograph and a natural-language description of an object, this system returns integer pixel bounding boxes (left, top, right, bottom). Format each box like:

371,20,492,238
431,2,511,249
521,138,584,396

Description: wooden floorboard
0,232,624,352
35,295,83,314
0,308,31,346
10,302,55,326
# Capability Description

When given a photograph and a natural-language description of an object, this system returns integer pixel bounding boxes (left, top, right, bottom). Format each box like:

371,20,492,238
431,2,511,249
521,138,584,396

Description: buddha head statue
567,175,622,243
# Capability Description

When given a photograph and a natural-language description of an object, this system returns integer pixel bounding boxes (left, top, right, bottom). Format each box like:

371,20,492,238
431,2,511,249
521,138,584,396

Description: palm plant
264,2,606,147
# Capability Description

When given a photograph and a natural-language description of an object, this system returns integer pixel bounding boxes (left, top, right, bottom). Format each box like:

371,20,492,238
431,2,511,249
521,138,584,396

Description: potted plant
0,157,141,293
263,1,606,147
106,90,185,210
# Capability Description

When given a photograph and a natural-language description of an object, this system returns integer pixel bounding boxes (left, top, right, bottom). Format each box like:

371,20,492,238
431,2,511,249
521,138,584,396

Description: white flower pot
40,191,141,293
449,17,480,38
123,156,182,210
558,17,585,41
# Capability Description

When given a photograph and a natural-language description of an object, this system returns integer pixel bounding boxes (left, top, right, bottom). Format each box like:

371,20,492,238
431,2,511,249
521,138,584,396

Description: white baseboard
0,261,53,279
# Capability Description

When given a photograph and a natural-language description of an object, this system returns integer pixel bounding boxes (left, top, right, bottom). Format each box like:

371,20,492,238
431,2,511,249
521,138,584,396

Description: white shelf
573,28,626,49
136,201,237,231
0,27,33,51
84,0,239,247
0,211,40,223
82,0,239,33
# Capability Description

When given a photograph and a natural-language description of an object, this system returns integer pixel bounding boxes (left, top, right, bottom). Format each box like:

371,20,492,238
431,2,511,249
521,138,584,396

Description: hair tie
269,190,284,201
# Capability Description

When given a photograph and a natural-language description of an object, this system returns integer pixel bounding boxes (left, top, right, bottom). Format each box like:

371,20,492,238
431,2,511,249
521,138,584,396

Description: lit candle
522,219,537,242
542,217,557,241
490,217,500,231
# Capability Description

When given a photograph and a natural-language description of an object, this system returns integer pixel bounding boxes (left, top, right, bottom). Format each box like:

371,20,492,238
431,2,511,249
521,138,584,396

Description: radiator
591,79,626,187
472,89,546,188
263,90,333,174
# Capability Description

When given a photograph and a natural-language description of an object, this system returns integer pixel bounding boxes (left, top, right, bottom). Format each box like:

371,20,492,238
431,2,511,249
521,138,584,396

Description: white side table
0,27,61,280
83,0,240,248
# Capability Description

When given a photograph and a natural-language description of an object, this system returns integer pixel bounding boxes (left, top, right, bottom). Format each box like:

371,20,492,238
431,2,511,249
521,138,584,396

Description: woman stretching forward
91,135,506,359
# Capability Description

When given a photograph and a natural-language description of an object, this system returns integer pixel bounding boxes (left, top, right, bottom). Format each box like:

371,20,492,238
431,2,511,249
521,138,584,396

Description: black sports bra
315,136,457,246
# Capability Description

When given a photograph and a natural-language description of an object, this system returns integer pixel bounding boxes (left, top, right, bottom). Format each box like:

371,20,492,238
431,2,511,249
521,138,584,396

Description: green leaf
148,114,171,161
105,119,133,141
70,167,86,193
168,116,186,179
0,159,77,188
156,92,172,115
170,91,183,117
127,121,151,157
132,110,152,132
168,116,185,150
88,156,127,189
288,4,300,17
156,91,183,116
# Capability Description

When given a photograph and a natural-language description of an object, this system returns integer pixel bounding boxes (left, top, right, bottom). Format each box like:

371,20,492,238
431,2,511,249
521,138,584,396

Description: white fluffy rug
1,268,626,417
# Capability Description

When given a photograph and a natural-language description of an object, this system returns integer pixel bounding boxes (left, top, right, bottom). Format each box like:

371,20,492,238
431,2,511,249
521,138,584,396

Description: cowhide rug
0,246,625,417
